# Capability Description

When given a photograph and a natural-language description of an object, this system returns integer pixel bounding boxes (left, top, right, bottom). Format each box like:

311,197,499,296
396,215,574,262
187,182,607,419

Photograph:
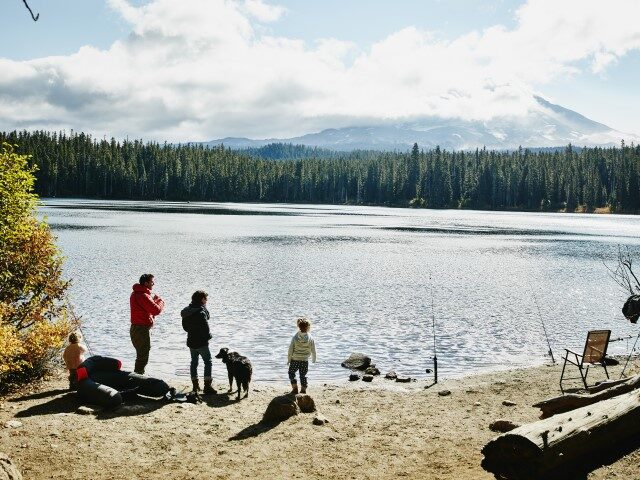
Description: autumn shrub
0,142,72,392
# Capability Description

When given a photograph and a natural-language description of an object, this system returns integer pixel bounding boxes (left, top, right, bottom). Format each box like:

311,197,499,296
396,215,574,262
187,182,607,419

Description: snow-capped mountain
205,96,639,151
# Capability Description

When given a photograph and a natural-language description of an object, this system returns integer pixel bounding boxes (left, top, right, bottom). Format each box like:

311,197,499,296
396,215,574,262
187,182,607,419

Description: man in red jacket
130,273,165,374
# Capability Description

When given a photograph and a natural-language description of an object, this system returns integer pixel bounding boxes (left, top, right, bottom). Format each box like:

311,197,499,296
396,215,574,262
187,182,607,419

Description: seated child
63,332,87,390
287,317,317,394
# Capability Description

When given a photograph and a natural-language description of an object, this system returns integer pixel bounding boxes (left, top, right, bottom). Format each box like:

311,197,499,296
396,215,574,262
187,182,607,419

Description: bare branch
605,246,640,295
22,0,39,21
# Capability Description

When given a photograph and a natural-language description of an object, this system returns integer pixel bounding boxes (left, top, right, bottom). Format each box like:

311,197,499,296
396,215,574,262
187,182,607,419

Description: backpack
622,294,640,323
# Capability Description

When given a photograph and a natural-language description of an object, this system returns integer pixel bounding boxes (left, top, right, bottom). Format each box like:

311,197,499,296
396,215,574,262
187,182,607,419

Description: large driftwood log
482,389,640,479
533,375,640,418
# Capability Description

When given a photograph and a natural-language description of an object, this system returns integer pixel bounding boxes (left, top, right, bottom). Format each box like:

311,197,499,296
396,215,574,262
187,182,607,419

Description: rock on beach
341,353,371,370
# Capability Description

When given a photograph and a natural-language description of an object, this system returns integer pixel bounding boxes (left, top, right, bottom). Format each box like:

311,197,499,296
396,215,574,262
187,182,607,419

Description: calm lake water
42,199,640,383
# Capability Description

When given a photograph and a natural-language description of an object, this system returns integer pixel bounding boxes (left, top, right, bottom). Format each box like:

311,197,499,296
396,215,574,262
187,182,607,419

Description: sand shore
1,361,639,480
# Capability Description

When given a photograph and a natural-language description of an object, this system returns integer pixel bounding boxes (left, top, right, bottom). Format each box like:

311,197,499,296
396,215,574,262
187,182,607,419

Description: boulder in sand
349,373,361,381
362,375,374,382
341,353,371,370
262,395,300,423
0,453,22,480
364,366,380,376
385,371,397,380
296,394,316,413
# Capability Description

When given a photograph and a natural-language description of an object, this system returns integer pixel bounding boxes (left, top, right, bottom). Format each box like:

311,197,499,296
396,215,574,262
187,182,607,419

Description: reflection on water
42,199,640,382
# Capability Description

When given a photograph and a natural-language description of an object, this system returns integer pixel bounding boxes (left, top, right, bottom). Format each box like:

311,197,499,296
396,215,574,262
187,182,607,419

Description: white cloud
241,0,286,23
1,0,640,140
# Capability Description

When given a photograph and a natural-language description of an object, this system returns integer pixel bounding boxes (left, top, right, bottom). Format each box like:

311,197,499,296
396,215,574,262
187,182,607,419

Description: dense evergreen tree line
234,143,345,160
2,130,639,213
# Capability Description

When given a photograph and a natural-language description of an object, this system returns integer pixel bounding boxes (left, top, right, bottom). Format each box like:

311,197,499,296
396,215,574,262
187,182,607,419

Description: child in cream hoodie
287,317,317,394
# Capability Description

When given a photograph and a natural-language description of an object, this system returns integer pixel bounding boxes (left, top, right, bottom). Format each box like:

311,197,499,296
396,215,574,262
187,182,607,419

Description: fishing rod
429,272,438,384
609,334,635,343
620,330,640,379
77,322,95,356
529,282,556,364
69,304,95,356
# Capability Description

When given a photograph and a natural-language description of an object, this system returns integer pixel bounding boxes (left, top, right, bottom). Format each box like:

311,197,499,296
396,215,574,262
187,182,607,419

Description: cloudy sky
1,0,640,141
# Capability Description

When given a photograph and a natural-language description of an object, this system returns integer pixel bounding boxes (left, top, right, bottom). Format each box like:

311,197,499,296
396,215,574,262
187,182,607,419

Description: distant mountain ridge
203,96,639,152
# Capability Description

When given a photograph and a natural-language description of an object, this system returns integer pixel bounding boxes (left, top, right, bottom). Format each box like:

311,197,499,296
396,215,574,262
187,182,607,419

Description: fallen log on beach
481,389,640,479
587,377,630,394
533,375,640,418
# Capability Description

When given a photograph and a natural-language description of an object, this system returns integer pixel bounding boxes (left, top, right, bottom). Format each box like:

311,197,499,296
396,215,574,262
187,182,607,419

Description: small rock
4,421,22,429
385,371,397,380
364,366,380,376
76,406,95,415
335,399,341,404
362,375,374,382
502,400,517,407
395,376,412,383
312,415,329,426
489,420,520,433
474,402,482,407
49,431,61,438
425,368,432,374
349,373,360,381
328,437,336,442
437,390,452,397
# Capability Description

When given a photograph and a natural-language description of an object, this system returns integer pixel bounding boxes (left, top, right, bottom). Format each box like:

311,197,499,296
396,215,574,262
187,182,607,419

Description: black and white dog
214,347,253,400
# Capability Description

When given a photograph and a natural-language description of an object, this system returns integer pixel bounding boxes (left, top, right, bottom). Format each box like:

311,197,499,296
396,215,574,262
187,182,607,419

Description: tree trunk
533,375,640,418
481,389,640,479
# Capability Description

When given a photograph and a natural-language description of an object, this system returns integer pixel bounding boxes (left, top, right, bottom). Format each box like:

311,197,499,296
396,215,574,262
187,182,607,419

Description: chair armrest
564,348,582,357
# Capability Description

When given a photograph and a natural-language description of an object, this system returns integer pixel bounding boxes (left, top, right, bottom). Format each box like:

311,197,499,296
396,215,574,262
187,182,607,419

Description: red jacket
130,284,165,327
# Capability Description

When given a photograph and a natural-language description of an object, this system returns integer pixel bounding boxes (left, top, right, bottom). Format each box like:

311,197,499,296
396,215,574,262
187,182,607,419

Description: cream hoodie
288,332,317,363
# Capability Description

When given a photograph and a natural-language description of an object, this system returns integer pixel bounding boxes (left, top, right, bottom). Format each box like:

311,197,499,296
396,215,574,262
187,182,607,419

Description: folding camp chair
560,329,611,393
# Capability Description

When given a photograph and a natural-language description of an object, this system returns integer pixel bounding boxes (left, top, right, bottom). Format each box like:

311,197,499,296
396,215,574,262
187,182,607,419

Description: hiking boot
191,378,200,392
300,386,307,394
203,379,216,395
290,383,299,395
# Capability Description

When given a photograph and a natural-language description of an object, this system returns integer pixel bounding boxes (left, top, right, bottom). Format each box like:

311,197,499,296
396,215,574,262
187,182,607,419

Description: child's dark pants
288,360,309,387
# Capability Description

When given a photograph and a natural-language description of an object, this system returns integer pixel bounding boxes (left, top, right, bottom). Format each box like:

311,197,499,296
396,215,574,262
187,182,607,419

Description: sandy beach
1,361,639,480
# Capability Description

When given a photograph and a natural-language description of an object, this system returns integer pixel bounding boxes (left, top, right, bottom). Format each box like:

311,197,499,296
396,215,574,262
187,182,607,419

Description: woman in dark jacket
181,290,215,394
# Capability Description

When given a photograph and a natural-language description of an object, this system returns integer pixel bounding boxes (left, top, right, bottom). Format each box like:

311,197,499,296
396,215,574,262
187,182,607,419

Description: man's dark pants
130,324,151,374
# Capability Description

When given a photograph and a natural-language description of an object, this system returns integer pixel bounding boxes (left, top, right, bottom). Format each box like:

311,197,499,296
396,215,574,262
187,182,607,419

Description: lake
42,199,640,383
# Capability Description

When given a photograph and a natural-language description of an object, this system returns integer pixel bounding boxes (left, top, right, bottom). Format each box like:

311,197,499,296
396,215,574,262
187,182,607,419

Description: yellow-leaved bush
0,143,72,391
